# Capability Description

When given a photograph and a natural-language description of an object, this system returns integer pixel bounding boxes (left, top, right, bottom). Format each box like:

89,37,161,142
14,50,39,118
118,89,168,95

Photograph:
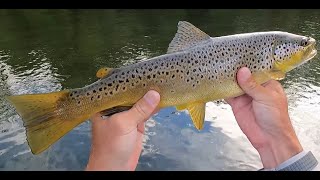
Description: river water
0,9,319,171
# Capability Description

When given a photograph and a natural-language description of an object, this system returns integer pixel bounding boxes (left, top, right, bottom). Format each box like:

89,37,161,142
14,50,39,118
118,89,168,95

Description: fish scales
64,33,276,116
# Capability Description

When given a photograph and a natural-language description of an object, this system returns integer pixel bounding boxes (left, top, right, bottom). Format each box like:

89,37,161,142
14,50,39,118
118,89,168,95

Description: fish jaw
274,38,317,73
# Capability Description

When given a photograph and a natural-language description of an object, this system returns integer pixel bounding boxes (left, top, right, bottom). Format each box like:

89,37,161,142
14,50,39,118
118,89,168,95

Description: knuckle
245,78,258,92
134,103,147,120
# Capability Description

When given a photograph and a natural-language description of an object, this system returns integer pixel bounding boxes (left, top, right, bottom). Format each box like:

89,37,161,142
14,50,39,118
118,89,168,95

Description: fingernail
143,91,159,108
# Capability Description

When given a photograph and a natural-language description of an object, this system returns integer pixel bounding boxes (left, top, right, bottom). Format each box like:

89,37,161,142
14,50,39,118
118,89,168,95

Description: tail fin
6,90,86,155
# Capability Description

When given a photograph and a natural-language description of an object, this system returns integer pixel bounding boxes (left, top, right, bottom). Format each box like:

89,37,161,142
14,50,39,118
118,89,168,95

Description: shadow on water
0,9,319,170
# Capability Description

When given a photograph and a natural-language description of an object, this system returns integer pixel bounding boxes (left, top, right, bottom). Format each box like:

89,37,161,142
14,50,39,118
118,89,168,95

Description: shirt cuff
259,151,318,171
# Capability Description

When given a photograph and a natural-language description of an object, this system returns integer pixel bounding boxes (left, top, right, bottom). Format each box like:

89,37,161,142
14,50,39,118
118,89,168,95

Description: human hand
225,67,303,169
86,90,160,171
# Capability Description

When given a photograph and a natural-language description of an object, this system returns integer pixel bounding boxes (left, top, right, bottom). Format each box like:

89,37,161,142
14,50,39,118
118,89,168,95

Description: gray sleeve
259,151,319,171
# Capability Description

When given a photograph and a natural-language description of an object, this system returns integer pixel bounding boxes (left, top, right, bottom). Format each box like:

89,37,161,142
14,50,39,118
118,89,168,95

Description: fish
5,21,317,155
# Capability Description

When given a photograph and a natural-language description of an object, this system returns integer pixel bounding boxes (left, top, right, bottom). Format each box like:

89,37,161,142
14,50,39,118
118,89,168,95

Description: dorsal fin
167,21,211,53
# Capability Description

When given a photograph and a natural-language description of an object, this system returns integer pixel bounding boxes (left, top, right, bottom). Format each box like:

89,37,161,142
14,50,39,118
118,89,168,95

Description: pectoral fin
268,70,286,80
186,103,206,130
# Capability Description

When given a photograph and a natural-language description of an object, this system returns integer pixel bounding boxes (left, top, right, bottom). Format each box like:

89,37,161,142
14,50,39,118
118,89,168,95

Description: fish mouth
274,39,317,73
291,40,317,71
304,41,317,61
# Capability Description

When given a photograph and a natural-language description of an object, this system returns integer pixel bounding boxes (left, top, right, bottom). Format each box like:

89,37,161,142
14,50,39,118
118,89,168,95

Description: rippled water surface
0,9,319,171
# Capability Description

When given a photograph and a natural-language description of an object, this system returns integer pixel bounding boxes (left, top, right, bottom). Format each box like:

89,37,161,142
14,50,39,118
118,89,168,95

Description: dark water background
0,9,319,170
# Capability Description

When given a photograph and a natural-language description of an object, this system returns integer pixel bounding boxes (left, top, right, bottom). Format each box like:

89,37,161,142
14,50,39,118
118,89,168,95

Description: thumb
237,67,269,100
125,90,160,125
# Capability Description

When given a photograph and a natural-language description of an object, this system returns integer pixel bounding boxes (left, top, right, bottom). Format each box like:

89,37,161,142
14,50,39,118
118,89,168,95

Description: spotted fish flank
6,21,317,155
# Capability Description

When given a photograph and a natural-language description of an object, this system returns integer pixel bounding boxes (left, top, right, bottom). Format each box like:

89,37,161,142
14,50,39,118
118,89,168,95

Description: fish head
272,32,317,73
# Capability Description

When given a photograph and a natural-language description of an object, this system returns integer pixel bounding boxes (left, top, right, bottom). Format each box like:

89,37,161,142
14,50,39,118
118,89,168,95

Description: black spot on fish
93,90,96,93
108,83,112,87
110,91,113,95
126,79,129,83
115,85,119,91
104,87,107,90
147,75,151,79
99,88,102,91
119,80,124,83
91,97,94,101
166,72,169,75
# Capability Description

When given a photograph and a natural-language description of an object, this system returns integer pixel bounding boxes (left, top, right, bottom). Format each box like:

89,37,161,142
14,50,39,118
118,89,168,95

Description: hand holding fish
226,67,303,169
85,90,160,171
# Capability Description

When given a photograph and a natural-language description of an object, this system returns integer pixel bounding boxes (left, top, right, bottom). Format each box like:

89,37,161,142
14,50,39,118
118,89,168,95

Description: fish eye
300,37,309,47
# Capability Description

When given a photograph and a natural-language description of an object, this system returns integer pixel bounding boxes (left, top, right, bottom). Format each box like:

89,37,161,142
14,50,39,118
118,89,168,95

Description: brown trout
6,21,317,154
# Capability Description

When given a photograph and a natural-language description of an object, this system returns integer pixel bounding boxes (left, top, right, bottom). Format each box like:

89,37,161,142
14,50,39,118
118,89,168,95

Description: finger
225,98,235,106
121,90,160,125
90,112,107,125
226,94,253,111
263,80,285,94
137,122,145,134
236,67,270,101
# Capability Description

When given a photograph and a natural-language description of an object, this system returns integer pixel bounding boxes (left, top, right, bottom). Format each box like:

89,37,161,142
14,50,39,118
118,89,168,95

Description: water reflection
0,9,319,171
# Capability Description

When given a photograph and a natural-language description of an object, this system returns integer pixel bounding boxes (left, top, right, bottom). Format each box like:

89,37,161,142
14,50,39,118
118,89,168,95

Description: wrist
257,133,303,169
86,152,130,171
